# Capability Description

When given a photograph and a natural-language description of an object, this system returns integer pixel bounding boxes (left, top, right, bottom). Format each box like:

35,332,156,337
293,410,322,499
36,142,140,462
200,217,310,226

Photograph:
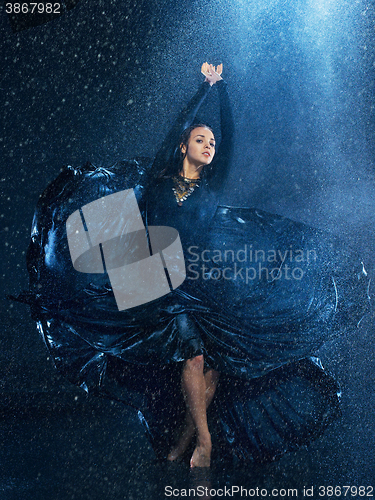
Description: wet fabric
19,159,369,462
17,80,370,462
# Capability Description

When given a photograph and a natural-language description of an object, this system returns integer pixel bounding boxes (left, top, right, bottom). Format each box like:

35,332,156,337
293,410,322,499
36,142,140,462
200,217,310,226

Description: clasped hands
201,62,223,86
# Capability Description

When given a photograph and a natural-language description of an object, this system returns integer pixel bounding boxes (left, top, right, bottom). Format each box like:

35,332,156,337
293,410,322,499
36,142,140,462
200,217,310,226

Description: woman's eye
210,143,215,148
196,139,203,143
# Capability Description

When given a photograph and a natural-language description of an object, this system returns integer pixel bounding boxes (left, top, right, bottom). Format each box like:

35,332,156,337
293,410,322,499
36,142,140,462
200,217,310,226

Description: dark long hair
159,123,214,178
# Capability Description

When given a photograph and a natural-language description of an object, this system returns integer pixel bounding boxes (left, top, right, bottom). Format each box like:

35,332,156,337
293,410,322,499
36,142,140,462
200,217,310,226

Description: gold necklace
172,175,200,206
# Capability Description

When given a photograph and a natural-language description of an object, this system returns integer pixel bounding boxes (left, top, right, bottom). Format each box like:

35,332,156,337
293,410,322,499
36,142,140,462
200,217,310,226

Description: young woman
141,62,368,467
143,63,233,468
21,62,369,470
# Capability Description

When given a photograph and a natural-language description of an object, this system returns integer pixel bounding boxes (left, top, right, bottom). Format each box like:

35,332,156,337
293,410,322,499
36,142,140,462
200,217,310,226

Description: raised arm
205,78,234,193
150,80,212,178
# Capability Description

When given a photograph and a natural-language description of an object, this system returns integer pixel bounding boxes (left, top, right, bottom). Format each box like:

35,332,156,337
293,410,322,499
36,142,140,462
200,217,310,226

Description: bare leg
167,355,219,467
188,362,220,468
167,367,219,462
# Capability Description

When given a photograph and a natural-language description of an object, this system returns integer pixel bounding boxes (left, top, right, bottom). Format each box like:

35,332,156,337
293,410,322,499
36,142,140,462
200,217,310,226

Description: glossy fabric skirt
19,162,369,462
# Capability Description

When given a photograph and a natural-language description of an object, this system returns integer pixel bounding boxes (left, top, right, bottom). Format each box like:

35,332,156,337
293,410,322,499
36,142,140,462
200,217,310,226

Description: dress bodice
145,176,218,251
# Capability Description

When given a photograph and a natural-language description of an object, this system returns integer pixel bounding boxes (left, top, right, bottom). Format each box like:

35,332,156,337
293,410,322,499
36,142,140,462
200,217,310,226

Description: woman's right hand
201,62,223,86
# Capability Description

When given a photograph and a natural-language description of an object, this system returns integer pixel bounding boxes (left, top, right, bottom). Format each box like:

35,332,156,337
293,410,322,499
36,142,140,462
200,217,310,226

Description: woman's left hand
201,62,223,86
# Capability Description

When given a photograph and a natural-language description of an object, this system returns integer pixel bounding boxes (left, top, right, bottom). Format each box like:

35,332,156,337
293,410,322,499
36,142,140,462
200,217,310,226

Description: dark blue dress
20,80,370,463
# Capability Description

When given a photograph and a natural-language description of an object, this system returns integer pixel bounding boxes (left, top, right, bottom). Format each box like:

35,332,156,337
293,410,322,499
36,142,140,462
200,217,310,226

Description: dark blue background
1,0,375,497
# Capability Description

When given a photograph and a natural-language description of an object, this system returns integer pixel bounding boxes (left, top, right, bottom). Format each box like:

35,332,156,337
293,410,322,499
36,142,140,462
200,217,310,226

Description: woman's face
181,127,216,167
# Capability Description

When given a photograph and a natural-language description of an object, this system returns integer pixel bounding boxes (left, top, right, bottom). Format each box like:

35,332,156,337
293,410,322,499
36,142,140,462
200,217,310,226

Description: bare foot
190,434,212,468
167,421,195,462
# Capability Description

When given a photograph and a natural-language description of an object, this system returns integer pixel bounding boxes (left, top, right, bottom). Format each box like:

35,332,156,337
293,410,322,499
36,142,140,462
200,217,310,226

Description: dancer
144,63,232,467
18,62,370,469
